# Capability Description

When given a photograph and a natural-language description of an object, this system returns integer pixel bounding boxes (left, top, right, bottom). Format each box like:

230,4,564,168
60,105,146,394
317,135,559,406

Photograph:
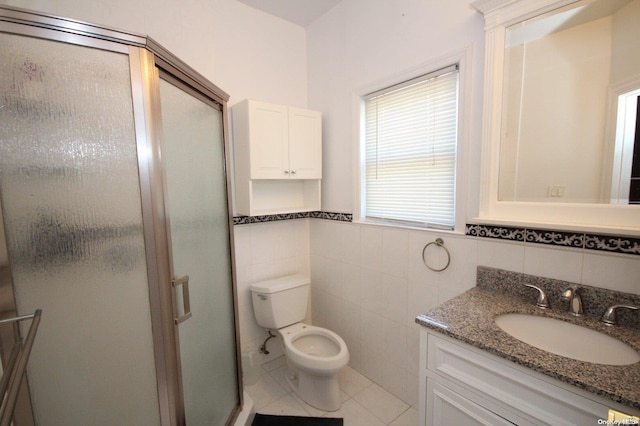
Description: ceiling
236,0,342,27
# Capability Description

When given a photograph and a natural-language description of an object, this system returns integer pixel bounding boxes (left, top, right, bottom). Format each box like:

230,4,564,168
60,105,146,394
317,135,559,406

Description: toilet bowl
250,275,349,411
278,323,348,411
281,323,348,375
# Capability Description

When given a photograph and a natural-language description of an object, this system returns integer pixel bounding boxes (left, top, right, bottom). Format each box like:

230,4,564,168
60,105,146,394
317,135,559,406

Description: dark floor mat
252,413,343,426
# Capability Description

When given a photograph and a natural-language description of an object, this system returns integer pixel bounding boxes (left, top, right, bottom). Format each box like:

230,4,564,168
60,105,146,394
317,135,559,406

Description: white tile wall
306,219,640,408
310,221,463,406
523,245,584,283
234,219,310,363
582,252,640,293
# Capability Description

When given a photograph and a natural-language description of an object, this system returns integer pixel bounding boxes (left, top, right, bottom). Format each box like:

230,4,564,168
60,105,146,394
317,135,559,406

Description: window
363,65,459,229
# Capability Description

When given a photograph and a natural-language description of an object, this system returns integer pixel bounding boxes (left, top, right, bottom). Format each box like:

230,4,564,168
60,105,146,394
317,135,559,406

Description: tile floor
245,357,418,426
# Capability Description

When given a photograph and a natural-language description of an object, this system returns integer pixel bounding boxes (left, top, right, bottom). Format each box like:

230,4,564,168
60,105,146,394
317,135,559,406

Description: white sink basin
495,314,640,365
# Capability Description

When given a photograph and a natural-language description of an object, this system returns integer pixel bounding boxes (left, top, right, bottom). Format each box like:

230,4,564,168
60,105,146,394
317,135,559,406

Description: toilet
250,274,349,411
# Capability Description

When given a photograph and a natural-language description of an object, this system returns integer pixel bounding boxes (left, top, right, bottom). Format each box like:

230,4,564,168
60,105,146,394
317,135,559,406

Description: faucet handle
524,284,549,309
601,304,639,326
561,285,581,299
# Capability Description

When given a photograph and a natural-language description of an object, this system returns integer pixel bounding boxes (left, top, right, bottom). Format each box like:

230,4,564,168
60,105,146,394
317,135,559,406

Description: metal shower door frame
136,50,243,425
0,6,242,425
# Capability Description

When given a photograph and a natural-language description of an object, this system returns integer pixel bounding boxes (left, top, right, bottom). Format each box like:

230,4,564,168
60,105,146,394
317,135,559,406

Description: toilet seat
279,323,349,375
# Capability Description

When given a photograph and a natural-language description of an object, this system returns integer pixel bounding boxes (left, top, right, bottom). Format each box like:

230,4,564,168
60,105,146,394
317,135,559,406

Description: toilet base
285,363,341,412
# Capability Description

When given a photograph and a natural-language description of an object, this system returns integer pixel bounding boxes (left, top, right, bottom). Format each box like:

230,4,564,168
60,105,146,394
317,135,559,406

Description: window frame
353,47,473,233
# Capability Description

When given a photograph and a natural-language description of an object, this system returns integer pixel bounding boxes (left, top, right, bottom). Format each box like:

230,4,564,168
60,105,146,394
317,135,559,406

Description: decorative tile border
233,216,639,255
308,211,353,222
466,223,640,256
233,211,353,225
585,234,640,256
524,229,584,248
464,224,524,241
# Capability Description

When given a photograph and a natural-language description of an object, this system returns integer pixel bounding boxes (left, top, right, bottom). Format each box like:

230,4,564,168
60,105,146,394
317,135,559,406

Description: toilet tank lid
249,274,310,294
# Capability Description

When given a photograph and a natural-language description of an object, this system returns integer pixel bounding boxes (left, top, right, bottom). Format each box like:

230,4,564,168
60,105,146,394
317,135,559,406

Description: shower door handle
172,276,192,324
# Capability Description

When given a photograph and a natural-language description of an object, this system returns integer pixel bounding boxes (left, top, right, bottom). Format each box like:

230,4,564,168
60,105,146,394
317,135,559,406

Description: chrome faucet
561,285,583,316
524,284,550,309
600,304,639,326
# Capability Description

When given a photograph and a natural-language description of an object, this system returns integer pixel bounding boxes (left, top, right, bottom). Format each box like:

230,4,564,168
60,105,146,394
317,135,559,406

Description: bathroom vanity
416,266,640,426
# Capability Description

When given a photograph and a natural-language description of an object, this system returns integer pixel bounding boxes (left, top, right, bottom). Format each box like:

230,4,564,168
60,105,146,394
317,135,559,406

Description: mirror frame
472,0,640,235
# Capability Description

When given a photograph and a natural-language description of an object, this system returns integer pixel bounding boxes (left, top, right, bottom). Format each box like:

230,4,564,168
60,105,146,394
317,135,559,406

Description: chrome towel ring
422,238,451,272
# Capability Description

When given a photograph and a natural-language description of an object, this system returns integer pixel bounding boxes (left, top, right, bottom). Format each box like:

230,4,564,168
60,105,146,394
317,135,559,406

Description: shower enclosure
0,6,241,425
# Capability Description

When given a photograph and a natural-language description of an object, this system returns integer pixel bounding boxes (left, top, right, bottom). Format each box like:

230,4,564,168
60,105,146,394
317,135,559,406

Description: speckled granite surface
416,266,640,410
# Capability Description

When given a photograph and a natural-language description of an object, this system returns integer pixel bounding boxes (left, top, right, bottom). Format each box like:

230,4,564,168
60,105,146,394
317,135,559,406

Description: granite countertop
415,270,640,411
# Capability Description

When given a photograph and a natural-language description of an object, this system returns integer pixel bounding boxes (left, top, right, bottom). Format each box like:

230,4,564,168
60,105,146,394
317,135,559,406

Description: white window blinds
364,65,459,229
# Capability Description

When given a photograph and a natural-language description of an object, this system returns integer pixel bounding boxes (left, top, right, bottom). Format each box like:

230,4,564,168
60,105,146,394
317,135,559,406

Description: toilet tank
250,274,310,329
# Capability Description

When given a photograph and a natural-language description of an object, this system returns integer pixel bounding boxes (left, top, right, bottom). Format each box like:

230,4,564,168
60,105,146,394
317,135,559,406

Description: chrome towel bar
0,309,42,426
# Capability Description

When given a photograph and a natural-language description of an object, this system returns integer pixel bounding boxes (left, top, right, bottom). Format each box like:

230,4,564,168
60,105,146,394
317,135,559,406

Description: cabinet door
249,101,289,179
288,107,322,179
426,380,515,426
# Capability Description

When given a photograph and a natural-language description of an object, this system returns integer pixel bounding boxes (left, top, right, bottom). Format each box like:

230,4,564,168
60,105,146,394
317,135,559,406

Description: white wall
611,0,640,85
5,0,308,108
233,219,311,361
306,0,486,214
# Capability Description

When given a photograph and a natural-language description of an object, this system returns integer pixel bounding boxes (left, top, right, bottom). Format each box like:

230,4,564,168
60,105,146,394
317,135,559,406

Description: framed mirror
473,0,640,233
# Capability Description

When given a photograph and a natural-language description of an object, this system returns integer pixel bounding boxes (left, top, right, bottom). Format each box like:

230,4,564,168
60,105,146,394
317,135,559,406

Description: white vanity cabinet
419,329,631,426
233,99,322,215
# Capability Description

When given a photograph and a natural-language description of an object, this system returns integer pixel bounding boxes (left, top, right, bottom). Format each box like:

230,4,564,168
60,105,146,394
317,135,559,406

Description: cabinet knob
291,170,297,174
284,170,290,174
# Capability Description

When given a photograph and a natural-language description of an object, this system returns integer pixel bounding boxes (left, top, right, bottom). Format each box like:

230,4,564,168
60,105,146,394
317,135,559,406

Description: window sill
353,216,465,235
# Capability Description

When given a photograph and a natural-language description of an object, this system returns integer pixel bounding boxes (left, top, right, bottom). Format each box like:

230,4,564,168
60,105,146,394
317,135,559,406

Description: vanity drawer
425,331,609,426
426,379,516,426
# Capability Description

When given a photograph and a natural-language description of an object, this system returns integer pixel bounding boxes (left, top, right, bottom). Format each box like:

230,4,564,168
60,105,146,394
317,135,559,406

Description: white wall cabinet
233,99,322,215
419,329,638,426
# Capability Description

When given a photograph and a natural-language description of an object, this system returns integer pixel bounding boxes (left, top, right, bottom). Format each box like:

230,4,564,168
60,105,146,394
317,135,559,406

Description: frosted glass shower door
0,33,160,424
158,78,238,425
